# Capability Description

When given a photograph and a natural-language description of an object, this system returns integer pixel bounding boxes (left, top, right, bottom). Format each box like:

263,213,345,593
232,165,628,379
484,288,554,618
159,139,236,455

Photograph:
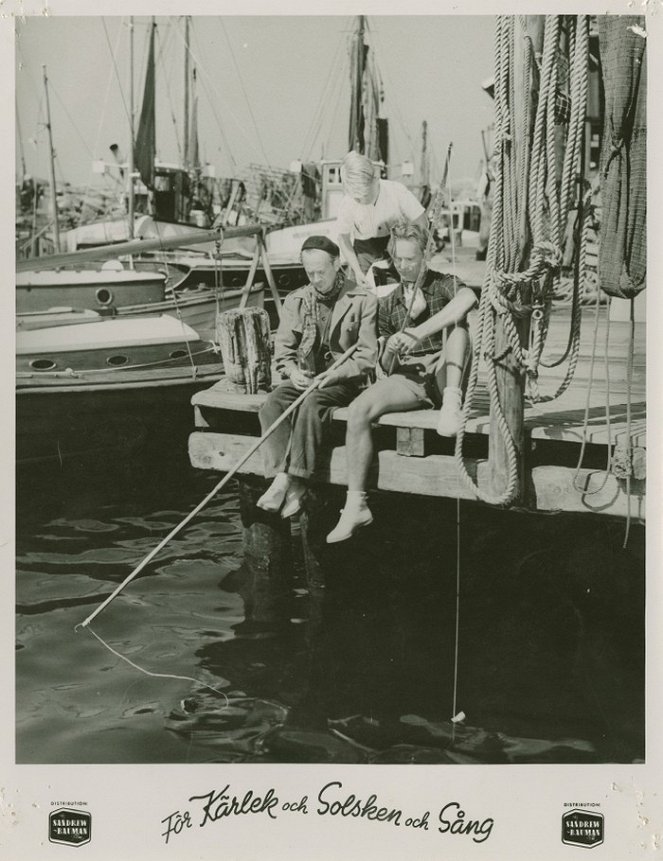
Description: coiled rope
454,15,590,506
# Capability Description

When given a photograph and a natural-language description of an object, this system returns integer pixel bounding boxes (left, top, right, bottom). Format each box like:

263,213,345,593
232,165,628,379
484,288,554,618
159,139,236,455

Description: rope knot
531,241,562,270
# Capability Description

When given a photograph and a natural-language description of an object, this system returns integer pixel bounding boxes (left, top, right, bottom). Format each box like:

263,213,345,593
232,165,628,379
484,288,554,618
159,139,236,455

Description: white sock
346,490,369,508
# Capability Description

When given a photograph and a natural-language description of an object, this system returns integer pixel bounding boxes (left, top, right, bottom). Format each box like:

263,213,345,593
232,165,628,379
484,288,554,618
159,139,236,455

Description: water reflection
16,456,644,764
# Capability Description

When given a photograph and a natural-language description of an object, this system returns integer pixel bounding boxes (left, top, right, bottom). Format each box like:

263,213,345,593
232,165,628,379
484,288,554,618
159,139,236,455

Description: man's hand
386,330,419,356
317,371,338,389
289,368,315,391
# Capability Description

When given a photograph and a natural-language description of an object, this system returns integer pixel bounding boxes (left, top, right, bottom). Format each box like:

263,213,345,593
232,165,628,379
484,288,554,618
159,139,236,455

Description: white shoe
280,479,307,518
257,473,290,512
436,386,464,437
326,501,374,543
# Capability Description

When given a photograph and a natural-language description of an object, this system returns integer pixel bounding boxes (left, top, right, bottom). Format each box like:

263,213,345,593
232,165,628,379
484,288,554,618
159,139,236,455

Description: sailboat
18,19,264,338
61,16,387,294
215,15,389,286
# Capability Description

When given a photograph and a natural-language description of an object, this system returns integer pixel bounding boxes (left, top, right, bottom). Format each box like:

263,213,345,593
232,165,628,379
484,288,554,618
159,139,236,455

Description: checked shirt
377,268,466,357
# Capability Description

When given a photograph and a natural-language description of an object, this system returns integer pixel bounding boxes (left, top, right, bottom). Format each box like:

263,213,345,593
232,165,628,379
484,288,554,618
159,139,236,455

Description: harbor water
16,439,645,765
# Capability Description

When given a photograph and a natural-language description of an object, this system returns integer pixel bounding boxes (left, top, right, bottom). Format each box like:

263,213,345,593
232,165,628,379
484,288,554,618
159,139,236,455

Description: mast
183,15,191,169
127,16,135,238
16,101,27,180
348,15,366,153
41,64,60,253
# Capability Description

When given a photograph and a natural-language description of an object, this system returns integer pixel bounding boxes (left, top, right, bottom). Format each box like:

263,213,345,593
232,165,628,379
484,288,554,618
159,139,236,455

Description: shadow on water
16,443,644,765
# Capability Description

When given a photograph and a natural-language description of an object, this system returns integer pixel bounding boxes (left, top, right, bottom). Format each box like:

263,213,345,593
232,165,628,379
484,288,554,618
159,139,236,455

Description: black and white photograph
4,2,662,859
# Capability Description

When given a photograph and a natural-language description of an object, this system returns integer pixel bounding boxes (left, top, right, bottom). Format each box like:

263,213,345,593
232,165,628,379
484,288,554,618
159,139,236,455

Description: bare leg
327,377,423,543
434,325,471,393
435,326,471,437
346,377,423,492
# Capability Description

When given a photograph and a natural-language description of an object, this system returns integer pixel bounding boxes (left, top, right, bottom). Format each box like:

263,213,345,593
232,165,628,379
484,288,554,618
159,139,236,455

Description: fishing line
444,146,466,742
83,626,230,706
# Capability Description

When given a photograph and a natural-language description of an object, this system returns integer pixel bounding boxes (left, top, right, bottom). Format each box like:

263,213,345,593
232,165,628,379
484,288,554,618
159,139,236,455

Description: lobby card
4,0,661,858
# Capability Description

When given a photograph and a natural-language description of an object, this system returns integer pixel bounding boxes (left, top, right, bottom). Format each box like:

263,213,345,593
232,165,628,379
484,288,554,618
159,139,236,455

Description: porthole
169,349,187,360
107,354,129,366
30,358,57,371
96,287,114,306
278,274,291,289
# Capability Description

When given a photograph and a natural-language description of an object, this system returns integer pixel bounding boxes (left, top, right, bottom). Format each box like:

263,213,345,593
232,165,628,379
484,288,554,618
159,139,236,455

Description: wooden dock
189,306,645,522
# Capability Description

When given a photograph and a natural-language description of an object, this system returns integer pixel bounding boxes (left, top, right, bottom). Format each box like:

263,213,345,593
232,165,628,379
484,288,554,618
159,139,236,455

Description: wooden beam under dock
189,309,645,521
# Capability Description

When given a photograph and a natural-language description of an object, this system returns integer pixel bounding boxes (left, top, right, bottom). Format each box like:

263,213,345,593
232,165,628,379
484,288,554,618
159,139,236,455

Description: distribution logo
48,808,92,847
561,808,604,848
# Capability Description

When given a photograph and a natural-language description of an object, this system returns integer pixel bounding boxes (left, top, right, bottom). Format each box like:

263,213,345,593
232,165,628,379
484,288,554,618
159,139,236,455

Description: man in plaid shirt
327,221,477,543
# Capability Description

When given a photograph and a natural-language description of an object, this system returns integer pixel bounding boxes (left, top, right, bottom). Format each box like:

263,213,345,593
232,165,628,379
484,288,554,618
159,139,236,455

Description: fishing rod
75,341,360,631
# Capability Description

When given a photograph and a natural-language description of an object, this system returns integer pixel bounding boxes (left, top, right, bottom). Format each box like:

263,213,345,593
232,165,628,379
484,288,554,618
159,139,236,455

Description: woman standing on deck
336,151,428,290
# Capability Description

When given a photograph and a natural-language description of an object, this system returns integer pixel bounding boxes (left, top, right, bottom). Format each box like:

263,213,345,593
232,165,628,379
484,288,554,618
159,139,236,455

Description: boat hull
16,363,224,467
16,268,168,313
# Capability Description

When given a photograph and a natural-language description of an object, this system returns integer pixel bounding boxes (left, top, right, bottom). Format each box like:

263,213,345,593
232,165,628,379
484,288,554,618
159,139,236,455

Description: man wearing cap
257,235,378,517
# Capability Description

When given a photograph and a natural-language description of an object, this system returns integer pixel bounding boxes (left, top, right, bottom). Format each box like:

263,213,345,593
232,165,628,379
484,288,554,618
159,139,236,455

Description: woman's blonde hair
340,151,378,198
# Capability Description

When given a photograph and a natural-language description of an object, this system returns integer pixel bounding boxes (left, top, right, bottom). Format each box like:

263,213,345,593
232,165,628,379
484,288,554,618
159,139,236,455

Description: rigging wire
101,16,131,128
172,22,237,172
320,61,348,160
366,19,415,158
49,83,96,159
300,18,349,160
155,21,184,164
73,17,127,228
218,18,272,167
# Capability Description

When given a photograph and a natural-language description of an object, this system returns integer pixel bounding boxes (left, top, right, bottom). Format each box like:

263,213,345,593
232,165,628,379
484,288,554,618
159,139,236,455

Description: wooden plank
191,388,646,448
188,431,487,500
531,466,645,521
188,431,645,520
396,427,425,457
189,313,646,447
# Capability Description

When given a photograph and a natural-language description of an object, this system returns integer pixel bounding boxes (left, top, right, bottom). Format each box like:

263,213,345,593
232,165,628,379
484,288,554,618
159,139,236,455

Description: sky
15,15,496,193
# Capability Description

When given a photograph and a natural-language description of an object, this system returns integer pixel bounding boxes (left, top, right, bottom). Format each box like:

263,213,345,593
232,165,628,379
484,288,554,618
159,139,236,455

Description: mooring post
237,477,293,624
298,487,329,590
489,319,527,504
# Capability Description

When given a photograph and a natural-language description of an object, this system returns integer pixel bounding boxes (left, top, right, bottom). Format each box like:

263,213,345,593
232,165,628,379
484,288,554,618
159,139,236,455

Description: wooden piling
489,320,527,502
215,307,272,393
237,477,292,624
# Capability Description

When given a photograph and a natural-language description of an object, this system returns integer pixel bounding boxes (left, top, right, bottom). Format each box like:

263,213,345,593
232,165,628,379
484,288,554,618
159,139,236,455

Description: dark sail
134,21,156,189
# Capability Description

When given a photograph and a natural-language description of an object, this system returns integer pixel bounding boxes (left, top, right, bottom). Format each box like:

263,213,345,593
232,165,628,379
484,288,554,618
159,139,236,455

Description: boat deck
189,306,645,521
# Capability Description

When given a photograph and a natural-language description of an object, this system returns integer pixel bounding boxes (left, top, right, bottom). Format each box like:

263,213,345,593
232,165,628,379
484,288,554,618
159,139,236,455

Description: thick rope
454,15,590,506
622,299,635,548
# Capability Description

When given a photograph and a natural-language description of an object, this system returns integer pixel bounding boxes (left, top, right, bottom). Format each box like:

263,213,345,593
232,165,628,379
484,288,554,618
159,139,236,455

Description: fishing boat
15,258,264,342
16,313,224,466
52,17,387,297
